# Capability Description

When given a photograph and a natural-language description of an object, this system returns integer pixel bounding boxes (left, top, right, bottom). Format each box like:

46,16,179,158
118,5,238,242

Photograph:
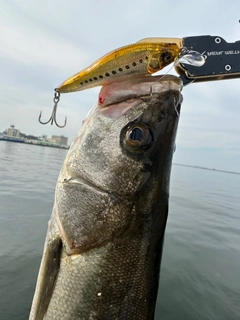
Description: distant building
39,135,48,141
7,125,20,138
42,135,47,141
0,126,69,148
48,135,68,146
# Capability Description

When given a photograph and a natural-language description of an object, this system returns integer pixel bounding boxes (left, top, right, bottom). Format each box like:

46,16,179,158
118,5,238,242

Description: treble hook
38,89,67,128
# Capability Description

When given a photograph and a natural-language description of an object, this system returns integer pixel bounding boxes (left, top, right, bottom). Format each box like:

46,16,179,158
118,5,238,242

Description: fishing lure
39,37,206,127
56,38,184,93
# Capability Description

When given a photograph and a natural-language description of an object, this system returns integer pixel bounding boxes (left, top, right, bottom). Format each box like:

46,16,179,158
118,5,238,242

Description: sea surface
0,142,239,320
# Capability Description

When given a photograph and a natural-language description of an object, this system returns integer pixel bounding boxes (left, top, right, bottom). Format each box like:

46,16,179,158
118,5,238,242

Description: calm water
0,142,239,320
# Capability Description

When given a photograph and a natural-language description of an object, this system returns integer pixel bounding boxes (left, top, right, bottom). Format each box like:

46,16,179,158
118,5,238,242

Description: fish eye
129,127,144,142
124,124,153,152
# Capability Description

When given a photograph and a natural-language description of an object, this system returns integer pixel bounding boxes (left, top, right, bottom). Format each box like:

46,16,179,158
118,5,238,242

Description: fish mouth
60,175,111,195
97,75,182,118
98,75,182,106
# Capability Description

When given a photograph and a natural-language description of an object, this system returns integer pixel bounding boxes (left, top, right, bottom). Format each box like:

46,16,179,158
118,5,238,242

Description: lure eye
162,52,172,63
124,124,153,152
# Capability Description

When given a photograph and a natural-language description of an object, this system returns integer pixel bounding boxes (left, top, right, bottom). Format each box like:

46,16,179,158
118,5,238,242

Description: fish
57,38,182,93
29,74,183,320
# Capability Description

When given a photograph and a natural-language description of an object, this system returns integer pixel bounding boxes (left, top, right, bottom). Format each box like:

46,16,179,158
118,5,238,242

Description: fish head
56,75,183,254
63,75,182,197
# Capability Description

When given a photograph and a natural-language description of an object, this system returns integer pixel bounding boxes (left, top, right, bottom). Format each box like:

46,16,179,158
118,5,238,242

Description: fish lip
60,175,130,206
60,175,112,195
100,94,149,108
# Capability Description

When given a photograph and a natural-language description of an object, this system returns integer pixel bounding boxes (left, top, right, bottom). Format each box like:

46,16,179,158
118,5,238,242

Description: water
0,142,239,320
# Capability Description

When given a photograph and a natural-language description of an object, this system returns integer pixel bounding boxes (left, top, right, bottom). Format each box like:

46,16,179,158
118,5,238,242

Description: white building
48,135,68,145
6,125,20,137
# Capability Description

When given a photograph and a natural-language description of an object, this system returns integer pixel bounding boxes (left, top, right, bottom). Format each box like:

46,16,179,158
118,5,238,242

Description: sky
1,0,240,172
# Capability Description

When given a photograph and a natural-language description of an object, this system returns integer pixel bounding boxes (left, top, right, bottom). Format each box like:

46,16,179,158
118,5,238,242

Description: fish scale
44,238,154,319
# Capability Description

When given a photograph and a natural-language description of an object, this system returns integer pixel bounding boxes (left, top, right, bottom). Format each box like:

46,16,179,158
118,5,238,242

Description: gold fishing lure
57,38,183,93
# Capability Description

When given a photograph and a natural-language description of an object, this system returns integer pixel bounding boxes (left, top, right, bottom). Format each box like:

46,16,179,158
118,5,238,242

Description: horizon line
173,163,240,175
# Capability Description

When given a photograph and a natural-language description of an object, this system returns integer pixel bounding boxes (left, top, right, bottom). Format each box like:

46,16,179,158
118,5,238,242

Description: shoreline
0,138,69,150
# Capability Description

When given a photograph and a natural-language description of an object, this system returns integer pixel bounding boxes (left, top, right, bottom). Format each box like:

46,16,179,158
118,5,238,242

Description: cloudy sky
1,0,240,172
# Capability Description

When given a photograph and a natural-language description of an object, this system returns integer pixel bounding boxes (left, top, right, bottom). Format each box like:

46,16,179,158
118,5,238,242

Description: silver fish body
29,75,183,320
